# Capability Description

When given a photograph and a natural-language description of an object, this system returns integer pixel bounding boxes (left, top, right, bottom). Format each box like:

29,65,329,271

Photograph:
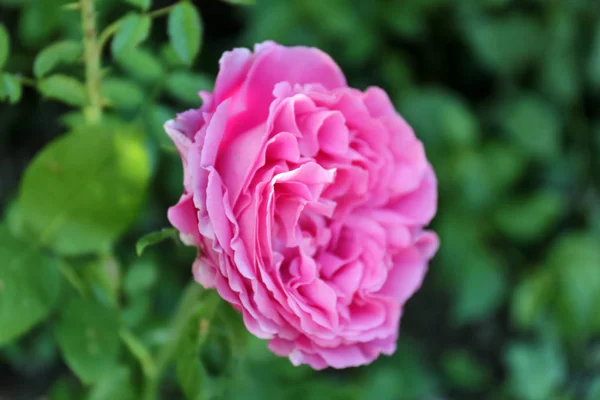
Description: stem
143,283,204,400
98,20,122,54
80,0,103,122
16,76,37,87
147,4,177,18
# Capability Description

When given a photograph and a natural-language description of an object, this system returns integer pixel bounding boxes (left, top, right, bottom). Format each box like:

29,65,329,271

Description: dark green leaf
54,298,120,384
441,349,491,391
176,291,221,400
511,270,553,330
548,233,600,339
453,248,507,325
0,23,9,69
39,74,86,106
17,125,151,255
494,191,564,241
222,0,255,4
124,0,151,11
168,2,203,65
165,71,212,105
0,225,61,345
465,15,544,75
111,13,151,59
500,94,561,161
102,77,145,111
33,40,82,78
136,228,177,256
588,23,600,90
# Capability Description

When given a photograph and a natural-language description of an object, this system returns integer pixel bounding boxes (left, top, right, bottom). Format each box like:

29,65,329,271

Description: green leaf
0,225,61,345
83,256,121,306
116,48,164,84
168,2,203,65
176,291,221,400
441,349,491,391
465,15,544,75
124,256,158,295
588,22,600,90
54,298,121,384
33,40,82,78
222,0,255,4
136,228,177,256
165,71,212,105
87,366,136,400
399,88,478,153
500,94,561,161
453,248,507,325
111,13,151,59
548,233,600,339
0,73,22,104
124,0,151,11
511,269,553,331
505,337,565,400
494,191,564,241
145,104,175,147
39,74,86,106
0,23,9,69
17,125,151,255
101,77,145,111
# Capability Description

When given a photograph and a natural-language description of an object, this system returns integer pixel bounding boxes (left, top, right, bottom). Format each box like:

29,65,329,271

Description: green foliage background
1,0,600,399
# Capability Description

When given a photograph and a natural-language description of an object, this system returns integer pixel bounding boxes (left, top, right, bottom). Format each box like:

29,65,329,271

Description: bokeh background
1,0,600,399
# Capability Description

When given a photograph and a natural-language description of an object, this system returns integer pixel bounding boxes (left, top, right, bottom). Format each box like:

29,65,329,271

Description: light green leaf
505,337,565,400
116,48,164,84
0,73,22,104
124,0,151,11
165,71,212,105
168,2,203,65
102,77,145,111
83,256,121,306
17,125,151,255
54,298,120,384
136,228,177,256
39,74,86,106
0,23,9,69
33,40,82,78
0,225,61,345
124,256,158,295
87,366,136,400
111,13,151,59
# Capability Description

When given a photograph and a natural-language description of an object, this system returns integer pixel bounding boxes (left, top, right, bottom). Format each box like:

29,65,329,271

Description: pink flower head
166,41,438,369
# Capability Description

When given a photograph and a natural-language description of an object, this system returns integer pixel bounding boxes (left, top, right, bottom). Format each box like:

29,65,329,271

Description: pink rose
166,41,438,369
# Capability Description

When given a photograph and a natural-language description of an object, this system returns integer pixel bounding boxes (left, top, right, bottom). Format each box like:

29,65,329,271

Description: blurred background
1,0,600,399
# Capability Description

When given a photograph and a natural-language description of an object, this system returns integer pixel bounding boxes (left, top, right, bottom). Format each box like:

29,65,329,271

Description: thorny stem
80,0,103,122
